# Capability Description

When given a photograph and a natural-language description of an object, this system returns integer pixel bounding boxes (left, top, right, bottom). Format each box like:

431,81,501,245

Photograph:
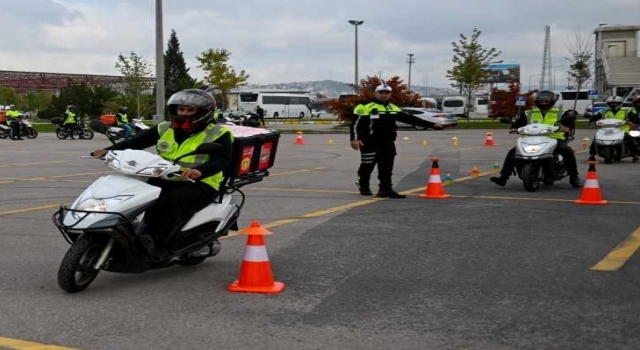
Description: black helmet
118,106,128,114
167,89,216,132
534,90,557,109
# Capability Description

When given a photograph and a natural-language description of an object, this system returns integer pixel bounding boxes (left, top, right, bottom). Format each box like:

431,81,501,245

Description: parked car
397,108,458,130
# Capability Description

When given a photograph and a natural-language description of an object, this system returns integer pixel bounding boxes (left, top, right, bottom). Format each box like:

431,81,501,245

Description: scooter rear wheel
58,235,103,293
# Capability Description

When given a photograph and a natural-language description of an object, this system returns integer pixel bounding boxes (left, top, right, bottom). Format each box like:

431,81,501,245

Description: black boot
376,189,406,199
569,175,583,188
355,178,372,196
489,175,508,186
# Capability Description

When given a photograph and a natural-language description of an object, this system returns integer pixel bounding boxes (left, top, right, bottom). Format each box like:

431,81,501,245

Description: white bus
556,90,590,115
238,92,311,118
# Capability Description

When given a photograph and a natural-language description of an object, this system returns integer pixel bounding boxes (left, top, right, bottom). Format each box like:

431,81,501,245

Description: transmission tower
539,25,552,90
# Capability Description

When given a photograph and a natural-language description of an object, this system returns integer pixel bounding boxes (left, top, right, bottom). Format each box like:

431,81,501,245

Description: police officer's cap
375,84,392,93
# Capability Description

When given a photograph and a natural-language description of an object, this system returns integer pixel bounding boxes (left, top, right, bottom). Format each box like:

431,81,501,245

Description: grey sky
0,0,639,89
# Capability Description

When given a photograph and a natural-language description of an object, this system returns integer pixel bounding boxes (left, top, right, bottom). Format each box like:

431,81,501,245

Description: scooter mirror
89,119,108,134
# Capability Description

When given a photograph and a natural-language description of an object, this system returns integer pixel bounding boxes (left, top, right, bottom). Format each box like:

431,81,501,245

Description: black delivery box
224,124,280,187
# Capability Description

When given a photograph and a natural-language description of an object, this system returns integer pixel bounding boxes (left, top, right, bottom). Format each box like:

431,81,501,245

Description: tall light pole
406,54,415,92
348,20,364,89
155,0,165,118
552,65,564,90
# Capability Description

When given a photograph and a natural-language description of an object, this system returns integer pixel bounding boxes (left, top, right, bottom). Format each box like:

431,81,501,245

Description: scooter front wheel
58,235,104,293
522,163,540,192
603,147,613,164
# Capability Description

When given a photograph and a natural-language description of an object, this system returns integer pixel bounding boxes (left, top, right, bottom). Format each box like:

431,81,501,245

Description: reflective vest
603,108,629,133
6,110,20,121
64,110,76,124
352,102,402,141
156,122,232,190
117,112,129,124
525,107,565,140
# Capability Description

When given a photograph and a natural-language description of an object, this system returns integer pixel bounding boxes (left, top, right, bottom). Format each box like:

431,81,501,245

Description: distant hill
239,80,456,98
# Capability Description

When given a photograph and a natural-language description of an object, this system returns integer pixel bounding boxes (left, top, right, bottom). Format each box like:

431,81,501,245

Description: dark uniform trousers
358,141,396,191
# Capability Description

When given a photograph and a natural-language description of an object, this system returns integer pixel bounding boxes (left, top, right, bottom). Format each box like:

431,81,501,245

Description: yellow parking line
0,204,61,216
591,227,640,272
0,160,68,168
270,166,327,176
0,171,114,184
0,336,81,350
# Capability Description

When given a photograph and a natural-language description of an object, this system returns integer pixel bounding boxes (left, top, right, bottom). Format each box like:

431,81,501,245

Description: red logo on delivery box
238,146,254,174
258,142,272,170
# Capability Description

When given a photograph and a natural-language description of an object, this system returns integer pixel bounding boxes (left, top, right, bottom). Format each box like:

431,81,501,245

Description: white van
442,96,467,117
473,97,489,114
420,97,437,109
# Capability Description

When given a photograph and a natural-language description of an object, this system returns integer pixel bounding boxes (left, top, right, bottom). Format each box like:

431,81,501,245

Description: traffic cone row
420,158,450,199
575,161,607,205
228,221,285,294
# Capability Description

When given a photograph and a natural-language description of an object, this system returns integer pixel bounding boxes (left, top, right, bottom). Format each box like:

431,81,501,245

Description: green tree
19,91,54,116
446,28,501,118
0,86,18,106
47,84,120,120
325,76,422,121
164,29,196,100
115,51,155,117
566,33,593,110
196,48,249,109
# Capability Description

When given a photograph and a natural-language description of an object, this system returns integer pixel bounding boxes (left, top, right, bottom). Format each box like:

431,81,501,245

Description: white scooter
53,120,270,293
102,118,150,142
513,122,570,192
593,118,640,164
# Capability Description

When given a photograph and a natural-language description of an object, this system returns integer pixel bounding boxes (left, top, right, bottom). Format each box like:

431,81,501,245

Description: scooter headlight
629,130,640,137
523,143,548,153
136,167,167,176
72,196,132,219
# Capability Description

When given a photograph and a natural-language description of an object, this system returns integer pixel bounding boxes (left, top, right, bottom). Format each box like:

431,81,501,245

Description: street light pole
155,0,165,118
406,54,415,92
348,20,364,89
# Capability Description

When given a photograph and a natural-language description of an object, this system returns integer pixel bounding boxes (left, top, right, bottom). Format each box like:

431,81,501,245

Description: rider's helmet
67,105,77,112
117,106,128,114
605,96,624,110
167,89,216,132
632,95,640,109
533,90,557,110
8,104,15,110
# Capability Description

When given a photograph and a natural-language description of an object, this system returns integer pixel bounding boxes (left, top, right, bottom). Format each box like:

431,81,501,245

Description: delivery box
224,125,280,187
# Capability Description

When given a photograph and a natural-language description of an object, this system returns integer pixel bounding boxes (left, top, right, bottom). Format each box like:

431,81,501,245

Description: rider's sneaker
490,176,508,187
570,176,583,188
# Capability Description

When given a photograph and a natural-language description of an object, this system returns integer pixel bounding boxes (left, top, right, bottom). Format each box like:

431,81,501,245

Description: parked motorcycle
513,123,571,192
0,116,38,139
592,118,640,164
92,118,149,142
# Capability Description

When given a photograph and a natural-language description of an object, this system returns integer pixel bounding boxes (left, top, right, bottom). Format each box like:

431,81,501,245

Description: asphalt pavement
1,128,640,350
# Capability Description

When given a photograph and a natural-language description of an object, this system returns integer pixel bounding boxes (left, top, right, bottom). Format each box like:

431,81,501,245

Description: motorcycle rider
91,89,233,257
116,106,133,139
490,90,583,188
6,105,22,140
63,105,78,140
588,95,637,162
628,95,640,125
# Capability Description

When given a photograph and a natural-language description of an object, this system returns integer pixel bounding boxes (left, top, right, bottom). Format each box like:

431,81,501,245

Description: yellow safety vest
525,107,565,140
117,112,129,124
603,109,629,133
64,111,76,124
156,122,232,190
6,110,20,120
353,102,402,116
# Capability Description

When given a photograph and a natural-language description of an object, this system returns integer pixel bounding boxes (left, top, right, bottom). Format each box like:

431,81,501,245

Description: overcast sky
0,0,639,90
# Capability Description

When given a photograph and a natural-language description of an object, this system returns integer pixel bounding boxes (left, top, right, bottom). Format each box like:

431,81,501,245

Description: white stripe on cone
243,245,269,262
584,179,599,189
428,175,442,183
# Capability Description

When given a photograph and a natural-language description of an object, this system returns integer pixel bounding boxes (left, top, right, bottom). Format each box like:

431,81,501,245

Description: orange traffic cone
295,131,305,145
419,158,451,199
228,221,285,294
471,166,480,177
575,161,608,205
484,132,494,147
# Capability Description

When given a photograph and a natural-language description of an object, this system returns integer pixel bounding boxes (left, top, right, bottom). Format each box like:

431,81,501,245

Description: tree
196,48,249,109
46,84,120,120
325,76,422,122
489,81,536,119
115,51,155,117
21,91,54,115
566,33,593,110
446,28,501,118
0,86,18,106
164,29,196,100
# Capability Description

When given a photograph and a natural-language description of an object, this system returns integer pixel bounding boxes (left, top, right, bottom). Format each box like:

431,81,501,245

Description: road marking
270,166,327,176
591,226,640,272
0,171,114,184
0,336,81,350
0,204,61,216
0,160,68,168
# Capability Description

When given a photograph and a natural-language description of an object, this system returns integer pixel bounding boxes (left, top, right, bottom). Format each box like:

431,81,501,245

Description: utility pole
348,20,364,90
406,54,415,92
155,0,165,118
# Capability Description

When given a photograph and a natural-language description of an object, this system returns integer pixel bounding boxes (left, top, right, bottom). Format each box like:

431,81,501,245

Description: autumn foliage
488,81,536,119
325,76,423,122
